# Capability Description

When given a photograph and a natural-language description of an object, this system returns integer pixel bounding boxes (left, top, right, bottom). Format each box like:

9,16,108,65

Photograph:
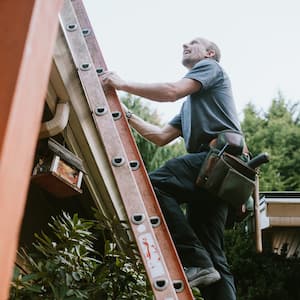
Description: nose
183,43,188,50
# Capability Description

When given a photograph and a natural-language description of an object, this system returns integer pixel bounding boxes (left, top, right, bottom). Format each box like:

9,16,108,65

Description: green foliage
225,224,300,300
191,287,205,300
10,212,152,300
121,93,185,171
242,93,300,191
92,240,152,300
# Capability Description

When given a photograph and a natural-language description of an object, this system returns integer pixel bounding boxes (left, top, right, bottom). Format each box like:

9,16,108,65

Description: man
102,37,238,300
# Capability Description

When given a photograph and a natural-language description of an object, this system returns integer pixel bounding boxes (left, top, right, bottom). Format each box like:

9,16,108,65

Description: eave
259,192,300,229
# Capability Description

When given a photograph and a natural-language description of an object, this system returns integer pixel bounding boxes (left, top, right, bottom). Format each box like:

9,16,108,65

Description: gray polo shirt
169,58,241,153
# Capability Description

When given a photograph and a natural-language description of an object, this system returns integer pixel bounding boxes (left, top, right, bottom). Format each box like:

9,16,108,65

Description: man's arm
101,71,201,102
126,111,181,146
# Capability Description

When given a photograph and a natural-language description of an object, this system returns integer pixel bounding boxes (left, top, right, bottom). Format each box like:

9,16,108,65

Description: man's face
182,38,210,69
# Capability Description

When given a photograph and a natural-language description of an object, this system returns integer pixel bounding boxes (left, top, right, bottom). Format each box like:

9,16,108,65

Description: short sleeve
169,113,182,130
184,59,222,90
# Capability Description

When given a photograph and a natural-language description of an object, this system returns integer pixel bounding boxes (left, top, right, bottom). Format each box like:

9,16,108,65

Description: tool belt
195,130,257,208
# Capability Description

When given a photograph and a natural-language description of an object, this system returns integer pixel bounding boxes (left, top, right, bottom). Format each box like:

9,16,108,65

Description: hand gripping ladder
60,1,194,299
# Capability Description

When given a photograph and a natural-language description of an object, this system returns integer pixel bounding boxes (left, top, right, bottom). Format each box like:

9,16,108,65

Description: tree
242,93,300,191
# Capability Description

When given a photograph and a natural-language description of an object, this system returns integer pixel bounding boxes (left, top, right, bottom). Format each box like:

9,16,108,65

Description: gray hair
195,37,221,62
207,41,221,62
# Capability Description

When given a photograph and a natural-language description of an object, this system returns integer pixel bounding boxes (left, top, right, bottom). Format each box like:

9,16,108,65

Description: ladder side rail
0,1,63,299
71,1,193,299
59,1,178,298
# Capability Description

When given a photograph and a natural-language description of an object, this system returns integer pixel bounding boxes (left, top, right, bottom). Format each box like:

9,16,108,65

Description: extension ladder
59,1,194,299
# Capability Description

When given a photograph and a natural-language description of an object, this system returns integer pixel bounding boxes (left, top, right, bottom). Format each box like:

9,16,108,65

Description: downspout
39,100,70,139
254,178,263,252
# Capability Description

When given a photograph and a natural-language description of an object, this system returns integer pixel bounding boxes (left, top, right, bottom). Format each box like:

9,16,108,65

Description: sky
83,0,300,122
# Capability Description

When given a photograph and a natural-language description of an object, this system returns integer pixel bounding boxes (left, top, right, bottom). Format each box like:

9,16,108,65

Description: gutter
39,101,70,139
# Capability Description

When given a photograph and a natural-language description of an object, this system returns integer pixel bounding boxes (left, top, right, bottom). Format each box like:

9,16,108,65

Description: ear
205,49,216,59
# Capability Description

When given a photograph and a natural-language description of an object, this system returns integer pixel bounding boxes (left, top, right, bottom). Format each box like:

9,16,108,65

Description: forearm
120,81,179,102
128,114,180,146
101,71,201,102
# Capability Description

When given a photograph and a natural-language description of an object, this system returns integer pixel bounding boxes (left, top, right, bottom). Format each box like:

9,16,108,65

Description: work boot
184,266,221,287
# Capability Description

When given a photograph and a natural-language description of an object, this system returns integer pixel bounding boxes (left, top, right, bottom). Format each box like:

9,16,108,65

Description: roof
259,191,300,229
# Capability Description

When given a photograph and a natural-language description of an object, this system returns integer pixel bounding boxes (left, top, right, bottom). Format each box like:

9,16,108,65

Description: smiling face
182,38,217,69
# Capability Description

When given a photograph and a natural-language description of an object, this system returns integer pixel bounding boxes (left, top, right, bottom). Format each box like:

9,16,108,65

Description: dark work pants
149,152,236,300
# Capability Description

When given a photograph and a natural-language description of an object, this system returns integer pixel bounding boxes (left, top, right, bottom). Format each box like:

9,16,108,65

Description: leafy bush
10,212,152,300
225,224,300,300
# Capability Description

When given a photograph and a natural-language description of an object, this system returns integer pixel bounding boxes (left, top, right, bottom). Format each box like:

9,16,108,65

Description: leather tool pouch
196,132,256,208
212,130,245,156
